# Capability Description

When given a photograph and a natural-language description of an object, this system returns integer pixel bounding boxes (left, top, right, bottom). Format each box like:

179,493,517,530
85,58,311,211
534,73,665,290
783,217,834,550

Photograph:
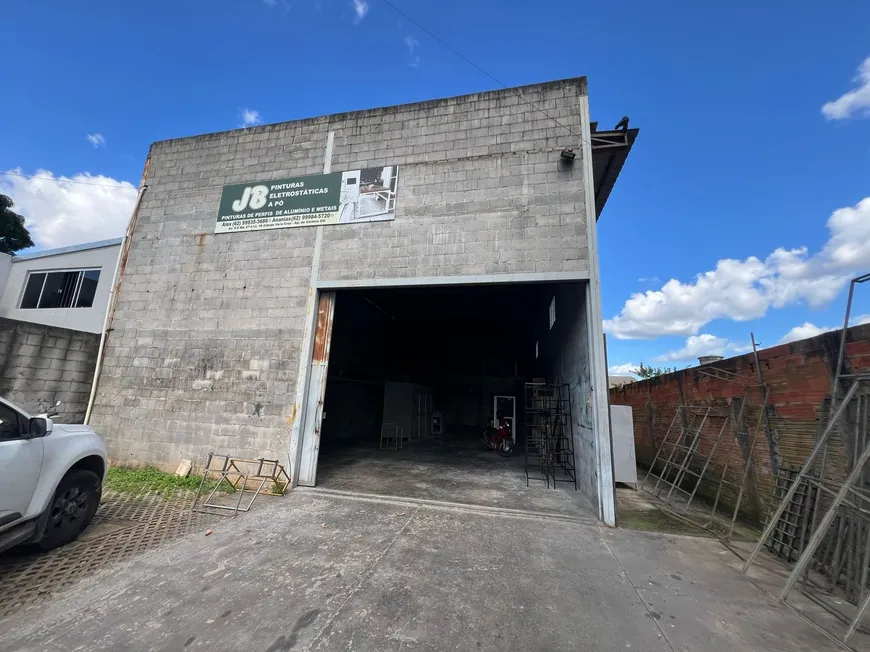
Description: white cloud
780,322,835,344
409,56,421,69
604,197,870,340
780,314,870,344
822,56,870,120
239,108,262,128
0,169,137,249
352,0,368,22
86,133,105,148
263,0,277,5
404,35,418,52
653,334,750,363
608,363,638,376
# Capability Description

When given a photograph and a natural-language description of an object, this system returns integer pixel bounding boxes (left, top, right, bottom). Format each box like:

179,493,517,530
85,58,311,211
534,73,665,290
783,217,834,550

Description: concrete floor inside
316,434,596,521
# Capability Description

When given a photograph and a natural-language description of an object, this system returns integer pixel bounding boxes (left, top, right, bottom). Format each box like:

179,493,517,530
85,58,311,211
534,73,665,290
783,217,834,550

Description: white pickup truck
0,397,108,554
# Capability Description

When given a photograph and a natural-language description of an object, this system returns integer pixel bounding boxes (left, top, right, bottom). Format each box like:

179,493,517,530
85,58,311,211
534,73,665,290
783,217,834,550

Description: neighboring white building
0,239,121,334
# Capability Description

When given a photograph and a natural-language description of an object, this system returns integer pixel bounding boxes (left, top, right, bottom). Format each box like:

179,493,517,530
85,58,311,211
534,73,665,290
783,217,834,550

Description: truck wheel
37,470,101,551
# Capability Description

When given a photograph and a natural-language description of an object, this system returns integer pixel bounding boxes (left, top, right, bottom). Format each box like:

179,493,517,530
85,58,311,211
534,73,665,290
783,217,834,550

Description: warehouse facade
89,78,637,525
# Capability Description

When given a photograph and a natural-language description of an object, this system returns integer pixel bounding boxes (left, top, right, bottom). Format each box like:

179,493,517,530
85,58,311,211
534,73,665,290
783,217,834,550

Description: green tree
0,194,34,254
633,361,677,379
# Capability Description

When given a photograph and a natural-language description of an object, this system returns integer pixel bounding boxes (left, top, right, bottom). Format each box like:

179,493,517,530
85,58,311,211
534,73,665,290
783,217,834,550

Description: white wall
0,253,13,298
0,243,120,334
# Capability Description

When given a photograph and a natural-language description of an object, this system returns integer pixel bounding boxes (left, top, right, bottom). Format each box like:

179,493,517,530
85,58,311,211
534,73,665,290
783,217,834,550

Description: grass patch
618,506,761,542
702,516,761,543
106,467,232,498
269,481,287,495
618,508,707,536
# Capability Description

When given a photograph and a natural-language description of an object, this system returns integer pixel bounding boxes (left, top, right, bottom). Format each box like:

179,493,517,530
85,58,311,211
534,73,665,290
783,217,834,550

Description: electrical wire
0,170,136,190
6,6,592,194
378,0,590,147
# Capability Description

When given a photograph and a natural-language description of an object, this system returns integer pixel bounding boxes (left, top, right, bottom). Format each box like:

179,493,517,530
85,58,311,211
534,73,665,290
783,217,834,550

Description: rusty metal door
297,291,336,486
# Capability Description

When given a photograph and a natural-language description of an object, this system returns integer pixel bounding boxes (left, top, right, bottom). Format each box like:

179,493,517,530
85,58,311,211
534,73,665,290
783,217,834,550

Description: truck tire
36,469,101,551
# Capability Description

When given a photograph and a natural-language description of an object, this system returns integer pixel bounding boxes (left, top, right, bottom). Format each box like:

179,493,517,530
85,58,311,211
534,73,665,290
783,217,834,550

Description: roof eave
591,127,639,220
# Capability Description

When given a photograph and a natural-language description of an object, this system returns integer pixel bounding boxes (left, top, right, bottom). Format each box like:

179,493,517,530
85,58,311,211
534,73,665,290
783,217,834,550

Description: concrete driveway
0,490,847,652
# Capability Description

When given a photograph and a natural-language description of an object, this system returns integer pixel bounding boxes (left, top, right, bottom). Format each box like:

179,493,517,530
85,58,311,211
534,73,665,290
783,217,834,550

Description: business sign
215,166,399,234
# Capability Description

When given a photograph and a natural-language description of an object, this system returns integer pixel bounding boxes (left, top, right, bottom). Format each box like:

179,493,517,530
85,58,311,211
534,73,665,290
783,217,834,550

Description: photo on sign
214,165,400,234
338,166,398,223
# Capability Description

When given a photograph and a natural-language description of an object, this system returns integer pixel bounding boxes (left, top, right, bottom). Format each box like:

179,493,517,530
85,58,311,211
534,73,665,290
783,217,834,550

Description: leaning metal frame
741,273,870,648
641,364,770,540
192,453,290,517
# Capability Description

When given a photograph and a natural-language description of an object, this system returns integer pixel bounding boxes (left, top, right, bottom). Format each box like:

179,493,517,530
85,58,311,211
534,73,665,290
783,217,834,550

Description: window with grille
549,296,556,330
20,269,102,310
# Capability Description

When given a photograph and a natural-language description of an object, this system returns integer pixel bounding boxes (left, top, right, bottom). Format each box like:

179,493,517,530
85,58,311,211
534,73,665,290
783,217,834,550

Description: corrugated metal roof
12,238,123,262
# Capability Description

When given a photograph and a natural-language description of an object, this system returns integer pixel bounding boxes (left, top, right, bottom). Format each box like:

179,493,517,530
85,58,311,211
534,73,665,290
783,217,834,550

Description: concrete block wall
547,283,598,501
90,78,593,471
609,323,870,521
0,318,99,423
320,82,589,280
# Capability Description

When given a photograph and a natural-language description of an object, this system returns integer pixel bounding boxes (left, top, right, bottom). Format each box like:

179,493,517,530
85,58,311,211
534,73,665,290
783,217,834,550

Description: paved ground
0,490,853,652
317,435,595,520
0,487,218,619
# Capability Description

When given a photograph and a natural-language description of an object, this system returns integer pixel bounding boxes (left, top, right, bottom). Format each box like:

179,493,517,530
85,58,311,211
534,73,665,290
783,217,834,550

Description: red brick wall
609,324,870,521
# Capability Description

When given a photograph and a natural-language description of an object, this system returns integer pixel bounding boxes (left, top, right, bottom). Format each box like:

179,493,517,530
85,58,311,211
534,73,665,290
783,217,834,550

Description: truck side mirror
29,416,53,438
47,400,62,418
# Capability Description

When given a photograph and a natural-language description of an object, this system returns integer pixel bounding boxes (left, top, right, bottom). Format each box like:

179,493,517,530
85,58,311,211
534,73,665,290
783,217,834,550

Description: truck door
0,402,43,525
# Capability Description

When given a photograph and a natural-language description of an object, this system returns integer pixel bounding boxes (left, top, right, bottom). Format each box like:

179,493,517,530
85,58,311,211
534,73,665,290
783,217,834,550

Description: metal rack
410,390,433,439
191,453,290,517
524,383,577,490
742,272,870,649
640,366,770,539
763,464,815,563
524,384,550,486
380,423,402,450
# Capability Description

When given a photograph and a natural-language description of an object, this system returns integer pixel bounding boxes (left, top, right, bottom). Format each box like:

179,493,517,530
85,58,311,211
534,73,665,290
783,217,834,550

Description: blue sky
1,0,868,368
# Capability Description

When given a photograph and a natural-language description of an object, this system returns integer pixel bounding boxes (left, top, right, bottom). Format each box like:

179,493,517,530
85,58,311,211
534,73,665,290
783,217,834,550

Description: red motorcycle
483,412,516,457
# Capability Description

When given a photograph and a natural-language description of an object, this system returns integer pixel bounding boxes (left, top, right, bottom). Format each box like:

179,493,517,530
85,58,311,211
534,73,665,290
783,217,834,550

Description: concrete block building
89,77,637,525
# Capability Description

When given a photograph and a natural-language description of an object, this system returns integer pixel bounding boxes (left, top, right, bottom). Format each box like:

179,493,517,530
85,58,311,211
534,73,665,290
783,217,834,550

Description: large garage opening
313,282,600,519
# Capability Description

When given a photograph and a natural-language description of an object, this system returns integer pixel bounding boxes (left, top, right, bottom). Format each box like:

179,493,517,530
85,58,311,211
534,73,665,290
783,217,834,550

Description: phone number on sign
219,212,337,230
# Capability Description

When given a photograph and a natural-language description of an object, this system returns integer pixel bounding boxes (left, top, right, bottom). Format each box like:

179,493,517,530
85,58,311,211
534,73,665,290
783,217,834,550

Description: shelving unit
524,382,577,490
